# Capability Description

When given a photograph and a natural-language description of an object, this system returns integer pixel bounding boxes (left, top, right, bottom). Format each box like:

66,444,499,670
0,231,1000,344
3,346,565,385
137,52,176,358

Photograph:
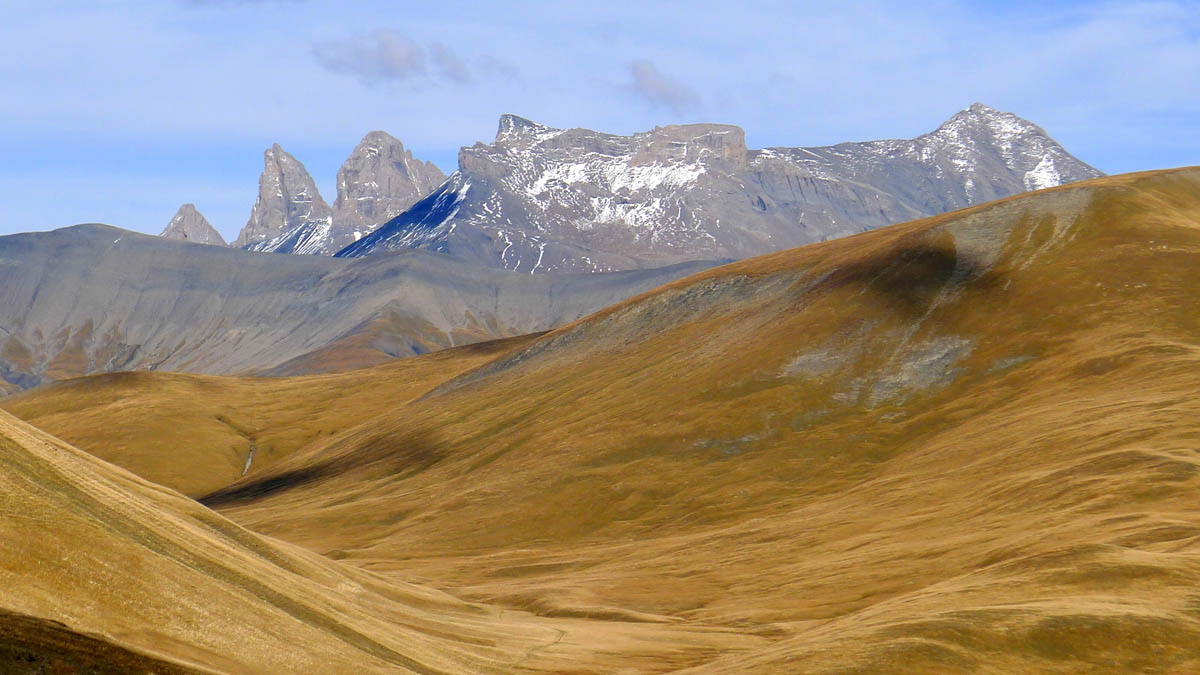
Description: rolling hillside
8,167,1200,671
0,406,763,673
1,335,541,496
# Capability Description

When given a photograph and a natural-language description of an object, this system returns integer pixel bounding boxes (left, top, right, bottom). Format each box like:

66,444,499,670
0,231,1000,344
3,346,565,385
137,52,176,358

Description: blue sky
0,1,1196,240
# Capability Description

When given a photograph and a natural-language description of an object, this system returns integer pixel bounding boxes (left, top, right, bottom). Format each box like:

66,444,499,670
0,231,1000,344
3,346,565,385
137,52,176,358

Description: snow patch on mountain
1024,155,1063,191
336,175,470,257
247,217,333,255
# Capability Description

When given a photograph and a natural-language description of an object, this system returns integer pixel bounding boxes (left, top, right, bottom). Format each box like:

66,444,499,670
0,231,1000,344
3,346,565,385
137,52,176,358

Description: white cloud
311,31,479,87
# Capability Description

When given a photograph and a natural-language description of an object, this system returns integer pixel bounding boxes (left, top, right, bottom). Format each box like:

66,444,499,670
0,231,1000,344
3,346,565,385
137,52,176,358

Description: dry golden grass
7,167,1200,672
1,334,541,496
0,407,765,673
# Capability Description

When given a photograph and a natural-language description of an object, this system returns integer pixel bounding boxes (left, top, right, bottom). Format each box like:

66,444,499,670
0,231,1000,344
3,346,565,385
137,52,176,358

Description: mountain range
170,104,1101,274
340,103,1101,272
12,87,1200,672
2,103,1101,395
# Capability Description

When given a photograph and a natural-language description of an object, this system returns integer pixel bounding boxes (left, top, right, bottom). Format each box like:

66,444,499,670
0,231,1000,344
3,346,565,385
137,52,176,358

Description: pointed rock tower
160,204,227,246
234,144,333,254
330,131,445,251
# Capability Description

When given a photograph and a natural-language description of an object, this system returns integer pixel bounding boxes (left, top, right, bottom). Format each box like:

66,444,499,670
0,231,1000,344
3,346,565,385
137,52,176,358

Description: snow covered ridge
337,176,472,258
337,104,1103,273
246,217,333,255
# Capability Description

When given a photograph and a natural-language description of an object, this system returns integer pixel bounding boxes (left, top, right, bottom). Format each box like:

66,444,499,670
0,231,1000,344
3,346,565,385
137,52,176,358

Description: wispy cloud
313,31,477,86
312,30,427,85
477,56,520,81
430,42,471,84
628,59,700,114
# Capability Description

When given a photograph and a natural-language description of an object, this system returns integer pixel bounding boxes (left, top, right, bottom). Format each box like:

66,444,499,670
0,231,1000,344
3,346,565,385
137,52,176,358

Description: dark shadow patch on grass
200,430,447,507
199,465,329,507
816,236,1005,315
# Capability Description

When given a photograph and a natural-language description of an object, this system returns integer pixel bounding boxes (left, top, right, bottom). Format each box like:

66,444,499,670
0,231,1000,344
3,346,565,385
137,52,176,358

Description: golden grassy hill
7,167,1200,671
1,334,540,496
206,167,1200,671
0,407,764,673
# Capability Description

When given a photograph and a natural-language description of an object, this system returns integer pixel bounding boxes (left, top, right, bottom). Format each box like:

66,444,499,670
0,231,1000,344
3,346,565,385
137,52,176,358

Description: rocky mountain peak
329,131,446,251
496,114,553,140
233,144,332,254
923,103,1098,193
968,101,1000,115
160,204,226,246
939,102,1042,136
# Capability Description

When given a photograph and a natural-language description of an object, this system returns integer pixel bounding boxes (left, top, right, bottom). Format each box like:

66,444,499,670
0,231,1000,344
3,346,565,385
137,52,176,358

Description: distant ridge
0,224,718,392
338,103,1102,272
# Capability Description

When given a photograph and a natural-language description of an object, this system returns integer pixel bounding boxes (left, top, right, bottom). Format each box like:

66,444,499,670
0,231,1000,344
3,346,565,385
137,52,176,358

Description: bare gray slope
0,224,717,391
339,103,1102,272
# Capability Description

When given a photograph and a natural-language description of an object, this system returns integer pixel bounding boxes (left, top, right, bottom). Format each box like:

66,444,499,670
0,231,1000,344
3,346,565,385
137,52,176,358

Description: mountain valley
7,1,1197,671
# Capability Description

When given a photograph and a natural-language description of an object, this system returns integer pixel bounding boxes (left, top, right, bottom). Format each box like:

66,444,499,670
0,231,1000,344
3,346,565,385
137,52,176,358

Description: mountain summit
159,203,226,246
233,144,333,254
330,131,446,252
229,136,444,255
337,104,1103,272
929,102,1091,193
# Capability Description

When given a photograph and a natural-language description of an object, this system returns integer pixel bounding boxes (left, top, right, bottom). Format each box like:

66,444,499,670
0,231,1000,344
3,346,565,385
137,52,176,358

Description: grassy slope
0,407,763,673
0,334,541,497
0,406,532,674
8,167,1200,671
205,168,1200,671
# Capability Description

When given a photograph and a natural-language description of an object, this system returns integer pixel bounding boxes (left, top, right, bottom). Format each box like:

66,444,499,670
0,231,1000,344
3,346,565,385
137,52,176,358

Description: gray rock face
338,103,1103,272
0,223,719,391
233,144,333,255
330,131,445,252
159,204,226,246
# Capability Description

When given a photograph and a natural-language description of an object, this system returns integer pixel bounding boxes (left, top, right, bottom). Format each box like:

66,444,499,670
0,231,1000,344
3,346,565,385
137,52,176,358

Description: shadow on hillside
817,237,1005,314
199,430,446,507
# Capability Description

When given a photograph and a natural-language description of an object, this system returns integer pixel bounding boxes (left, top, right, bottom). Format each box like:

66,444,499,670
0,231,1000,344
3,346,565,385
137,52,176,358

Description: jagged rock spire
233,144,332,251
330,131,445,250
